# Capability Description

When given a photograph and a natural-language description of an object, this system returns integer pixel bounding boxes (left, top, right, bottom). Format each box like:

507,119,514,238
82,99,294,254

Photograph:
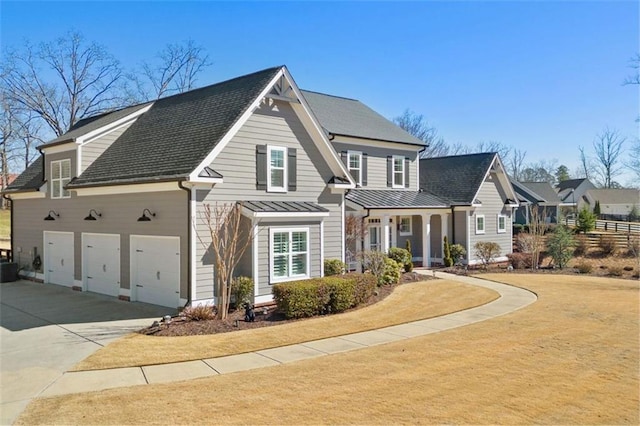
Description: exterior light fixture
84,209,102,221
137,208,156,222
44,210,59,221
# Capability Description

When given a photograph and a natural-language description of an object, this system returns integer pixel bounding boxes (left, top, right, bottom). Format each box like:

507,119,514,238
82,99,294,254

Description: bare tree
623,53,640,86
393,109,450,157
507,148,527,180
1,30,127,137
475,140,511,161
345,214,368,269
134,40,211,100
519,159,558,184
592,128,625,188
625,139,640,187
200,202,255,319
577,145,595,180
528,205,547,270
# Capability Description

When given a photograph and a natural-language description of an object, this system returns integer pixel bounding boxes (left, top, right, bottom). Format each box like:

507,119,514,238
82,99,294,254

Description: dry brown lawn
19,274,639,425
74,279,497,370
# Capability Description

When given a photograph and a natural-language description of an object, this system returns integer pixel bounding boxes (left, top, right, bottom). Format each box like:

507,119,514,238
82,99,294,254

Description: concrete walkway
37,271,537,399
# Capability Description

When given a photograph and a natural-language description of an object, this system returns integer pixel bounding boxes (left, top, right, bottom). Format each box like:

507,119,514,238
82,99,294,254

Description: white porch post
441,213,448,258
382,215,390,253
421,213,431,267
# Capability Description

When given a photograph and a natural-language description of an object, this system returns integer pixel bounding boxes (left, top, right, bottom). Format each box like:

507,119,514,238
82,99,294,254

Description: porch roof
346,189,448,209
242,200,329,214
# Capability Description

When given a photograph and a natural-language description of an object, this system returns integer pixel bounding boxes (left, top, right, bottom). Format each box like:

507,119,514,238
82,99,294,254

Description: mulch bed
139,271,431,337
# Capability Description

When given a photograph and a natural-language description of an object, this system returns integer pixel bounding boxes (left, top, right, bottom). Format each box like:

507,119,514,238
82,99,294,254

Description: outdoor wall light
84,209,102,221
137,208,156,222
44,210,59,221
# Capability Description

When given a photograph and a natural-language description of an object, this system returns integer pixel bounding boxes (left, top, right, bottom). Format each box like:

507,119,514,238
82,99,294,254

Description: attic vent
198,167,223,179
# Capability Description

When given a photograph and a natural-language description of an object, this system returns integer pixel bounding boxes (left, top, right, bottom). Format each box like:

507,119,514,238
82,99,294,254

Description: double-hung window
267,146,287,192
497,215,507,233
476,215,485,234
392,155,404,188
51,159,71,199
347,151,362,186
271,228,309,282
399,216,412,236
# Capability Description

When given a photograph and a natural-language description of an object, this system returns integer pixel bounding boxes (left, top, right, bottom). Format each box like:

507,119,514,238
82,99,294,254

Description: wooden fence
565,218,640,234
513,232,637,251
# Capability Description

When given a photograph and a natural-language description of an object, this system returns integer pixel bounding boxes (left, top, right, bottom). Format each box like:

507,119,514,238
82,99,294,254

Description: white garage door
44,231,74,287
83,233,120,297
131,236,180,308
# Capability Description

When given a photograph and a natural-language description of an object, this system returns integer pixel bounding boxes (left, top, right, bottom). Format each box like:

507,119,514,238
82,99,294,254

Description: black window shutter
387,156,393,187
404,157,410,188
288,148,297,191
256,145,267,190
362,153,368,186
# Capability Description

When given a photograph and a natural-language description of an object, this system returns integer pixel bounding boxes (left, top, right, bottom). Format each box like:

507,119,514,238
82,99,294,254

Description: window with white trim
51,159,71,199
267,146,287,192
497,214,507,233
270,228,309,282
476,215,485,234
347,151,362,186
393,155,404,188
399,216,412,236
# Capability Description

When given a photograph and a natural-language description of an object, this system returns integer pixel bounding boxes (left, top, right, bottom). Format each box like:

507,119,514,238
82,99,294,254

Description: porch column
421,213,431,267
382,215,390,253
441,213,448,258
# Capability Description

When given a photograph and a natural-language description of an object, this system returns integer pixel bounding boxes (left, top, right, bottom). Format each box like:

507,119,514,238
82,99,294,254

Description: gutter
178,180,192,309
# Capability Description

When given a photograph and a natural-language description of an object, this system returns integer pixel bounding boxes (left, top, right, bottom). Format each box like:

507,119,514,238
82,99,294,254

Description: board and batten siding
80,122,135,173
467,174,513,262
11,190,188,298
194,100,344,299
331,142,419,191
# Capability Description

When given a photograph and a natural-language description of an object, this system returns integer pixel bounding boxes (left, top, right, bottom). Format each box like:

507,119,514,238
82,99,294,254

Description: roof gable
69,67,282,187
300,90,424,146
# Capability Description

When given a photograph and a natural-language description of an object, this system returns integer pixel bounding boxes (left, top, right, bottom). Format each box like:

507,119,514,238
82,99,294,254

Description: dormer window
347,151,362,186
51,159,71,199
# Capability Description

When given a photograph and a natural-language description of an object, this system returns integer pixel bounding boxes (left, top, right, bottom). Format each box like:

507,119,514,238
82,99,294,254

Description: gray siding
81,123,134,173
453,210,468,252
430,214,443,259
195,100,344,299
331,142,419,191
468,173,513,262
12,190,189,298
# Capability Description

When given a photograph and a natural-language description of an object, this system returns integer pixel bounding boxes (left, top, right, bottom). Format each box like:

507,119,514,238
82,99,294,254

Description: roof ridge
420,152,497,161
300,89,359,102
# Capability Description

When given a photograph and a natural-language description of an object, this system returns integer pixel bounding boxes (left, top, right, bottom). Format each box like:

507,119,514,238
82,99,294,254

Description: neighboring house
580,188,640,220
4,66,355,308
556,178,596,215
419,153,519,265
511,180,565,224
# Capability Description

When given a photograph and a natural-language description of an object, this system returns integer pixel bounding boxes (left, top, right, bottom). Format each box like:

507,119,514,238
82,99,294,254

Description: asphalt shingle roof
3,156,44,193
41,103,152,147
346,189,448,209
419,153,496,204
69,66,281,187
519,182,561,204
585,189,640,205
556,178,589,192
301,90,424,146
243,201,329,213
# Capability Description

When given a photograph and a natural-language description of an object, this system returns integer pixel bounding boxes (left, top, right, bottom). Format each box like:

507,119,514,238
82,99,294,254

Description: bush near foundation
272,273,377,319
506,252,533,269
324,259,347,276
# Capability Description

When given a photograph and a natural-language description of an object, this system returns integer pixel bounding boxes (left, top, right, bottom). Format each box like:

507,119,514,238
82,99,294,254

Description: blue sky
2,1,638,184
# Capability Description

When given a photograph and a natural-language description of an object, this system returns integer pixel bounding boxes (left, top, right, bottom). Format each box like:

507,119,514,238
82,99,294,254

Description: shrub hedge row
272,273,377,319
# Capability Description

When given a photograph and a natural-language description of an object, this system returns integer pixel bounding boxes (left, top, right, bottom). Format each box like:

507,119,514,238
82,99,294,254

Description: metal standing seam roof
346,189,449,209
300,90,425,146
420,152,497,204
242,201,329,213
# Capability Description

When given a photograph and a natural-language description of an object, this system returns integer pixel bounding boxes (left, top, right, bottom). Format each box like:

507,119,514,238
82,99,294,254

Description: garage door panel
83,234,120,297
131,236,180,308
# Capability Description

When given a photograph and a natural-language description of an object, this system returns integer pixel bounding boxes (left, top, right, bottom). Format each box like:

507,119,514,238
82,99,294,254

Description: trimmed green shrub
388,247,411,269
324,258,347,276
405,239,414,272
381,257,402,285
325,277,355,313
344,272,377,305
443,236,453,267
576,207,596,233
231,276,254,308
546,225,575,269
449,244,467,265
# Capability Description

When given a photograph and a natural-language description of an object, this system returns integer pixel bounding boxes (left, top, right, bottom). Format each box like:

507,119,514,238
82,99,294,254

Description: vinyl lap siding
80,123,134,173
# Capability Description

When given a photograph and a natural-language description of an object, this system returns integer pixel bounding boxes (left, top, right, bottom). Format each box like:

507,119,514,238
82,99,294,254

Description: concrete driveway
0,280,175,424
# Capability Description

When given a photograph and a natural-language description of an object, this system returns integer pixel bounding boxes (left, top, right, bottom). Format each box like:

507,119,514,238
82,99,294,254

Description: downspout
2,194,12,263
178,180,192,308
450,206,455,245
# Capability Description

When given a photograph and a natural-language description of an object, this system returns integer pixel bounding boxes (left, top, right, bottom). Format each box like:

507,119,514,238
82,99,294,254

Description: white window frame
51,159,71,199
267,145,287,193
269,227,310,283
347,150,362,186
497,214,507,233
476,215,485,235
399,216,412,236
392,155,405,188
